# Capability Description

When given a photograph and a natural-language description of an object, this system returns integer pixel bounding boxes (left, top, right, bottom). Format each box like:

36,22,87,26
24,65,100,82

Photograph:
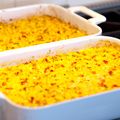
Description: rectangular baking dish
0,4,106,53
0,36,120,120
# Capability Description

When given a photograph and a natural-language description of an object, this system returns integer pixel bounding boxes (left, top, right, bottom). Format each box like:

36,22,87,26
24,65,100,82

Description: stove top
95,7,120,38
75,0,120,39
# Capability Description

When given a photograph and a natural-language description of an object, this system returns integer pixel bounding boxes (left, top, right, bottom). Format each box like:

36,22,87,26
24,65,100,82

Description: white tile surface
68,0,109,6
15,0,39,7
0,0,15,9
0,0,110,9
37,0,68,5
0,0,68,9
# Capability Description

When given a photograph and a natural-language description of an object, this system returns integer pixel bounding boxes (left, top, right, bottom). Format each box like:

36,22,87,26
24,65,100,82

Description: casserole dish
0,36,120,120
0,4,106,52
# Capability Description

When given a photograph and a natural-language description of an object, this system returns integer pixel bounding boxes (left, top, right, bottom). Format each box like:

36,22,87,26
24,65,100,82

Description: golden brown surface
0,41,120,107
0,15,87,51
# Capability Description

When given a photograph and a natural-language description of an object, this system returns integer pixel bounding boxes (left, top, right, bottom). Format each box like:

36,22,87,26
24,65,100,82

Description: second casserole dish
0,4,106,52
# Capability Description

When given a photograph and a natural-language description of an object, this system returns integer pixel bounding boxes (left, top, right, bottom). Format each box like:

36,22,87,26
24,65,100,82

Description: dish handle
68,6,106,25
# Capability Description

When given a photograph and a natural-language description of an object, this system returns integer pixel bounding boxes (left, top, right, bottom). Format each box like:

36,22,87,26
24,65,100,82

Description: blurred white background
0,0,113,9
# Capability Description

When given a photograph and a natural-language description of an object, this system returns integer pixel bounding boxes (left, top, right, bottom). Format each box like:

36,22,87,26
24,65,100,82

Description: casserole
0,36,120,120
0,4,106,52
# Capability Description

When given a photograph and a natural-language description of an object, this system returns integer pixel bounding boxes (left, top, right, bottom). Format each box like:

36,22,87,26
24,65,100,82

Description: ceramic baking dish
0,36,120,120
0,4,106,53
